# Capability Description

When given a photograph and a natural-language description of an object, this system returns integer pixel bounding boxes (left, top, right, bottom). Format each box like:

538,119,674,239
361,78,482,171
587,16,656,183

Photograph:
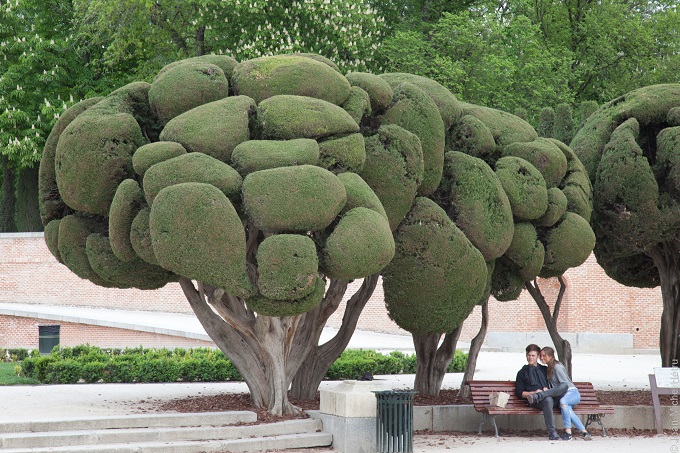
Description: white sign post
649,367,680,434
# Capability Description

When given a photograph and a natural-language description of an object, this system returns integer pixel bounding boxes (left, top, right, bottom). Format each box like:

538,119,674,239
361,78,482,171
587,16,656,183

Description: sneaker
527,393,539,404
561,432,573,441
582,431,592,441
548,432,561,441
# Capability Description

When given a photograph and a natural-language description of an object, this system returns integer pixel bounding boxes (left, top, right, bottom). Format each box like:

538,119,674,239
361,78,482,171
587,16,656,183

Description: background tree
571,83,680,367
537,107,555,138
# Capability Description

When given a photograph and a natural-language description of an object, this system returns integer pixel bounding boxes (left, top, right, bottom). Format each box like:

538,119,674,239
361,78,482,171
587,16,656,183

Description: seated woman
538,346,592,441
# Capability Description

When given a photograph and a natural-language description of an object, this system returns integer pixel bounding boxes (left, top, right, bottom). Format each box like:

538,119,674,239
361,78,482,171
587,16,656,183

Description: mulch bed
142,388,675,425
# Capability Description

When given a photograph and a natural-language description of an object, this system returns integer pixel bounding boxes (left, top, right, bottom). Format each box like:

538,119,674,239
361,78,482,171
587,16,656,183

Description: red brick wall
0,234,664,350
0,314,214,349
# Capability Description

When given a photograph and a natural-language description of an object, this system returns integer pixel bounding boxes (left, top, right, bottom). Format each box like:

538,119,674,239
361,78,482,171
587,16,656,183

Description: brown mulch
141,388,675,424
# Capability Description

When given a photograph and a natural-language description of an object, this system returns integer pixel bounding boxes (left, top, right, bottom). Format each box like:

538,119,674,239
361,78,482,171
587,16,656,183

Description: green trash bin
373,390,417,453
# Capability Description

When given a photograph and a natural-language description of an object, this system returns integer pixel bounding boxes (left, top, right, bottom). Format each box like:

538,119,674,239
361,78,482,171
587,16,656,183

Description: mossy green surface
149,183,253,297
446,114,496,160
494,156,548,221
504,138,568,189
359,125,423,230
382,197,487,334
337,172,388,219
156,55,239,81
380,82,445,196
256,234,319,300
44,219,63,263
668,107,680,126
540,212,595,277
461,103,538,147
437,152,514,261
655,126,680,198
55,112,143,216
149,62,228,125
130,207,158,265
39,97,102,225
595,248,660,288
571,84,680,179
242,165,346,232
159,96,255,162
318,133,366,174
86,233,174,290
322,207,395,279
504,222,545,281
132,142,187,176
257,95,359,140
109,179,144,262
547,138,592,222
143,152,242,204
291,53,340,71
341,86,371,124
345,72,393,112
57,214,109,286
231,139,319,175
233,55,351,105
379,73,462,129
245,275,325,317
535,187,568,227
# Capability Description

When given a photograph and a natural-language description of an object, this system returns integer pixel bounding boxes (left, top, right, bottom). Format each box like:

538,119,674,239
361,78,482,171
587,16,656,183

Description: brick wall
0,234,664,350
0,315,215,349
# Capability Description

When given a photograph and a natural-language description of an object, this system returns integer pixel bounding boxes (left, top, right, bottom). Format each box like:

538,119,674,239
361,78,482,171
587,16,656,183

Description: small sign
653,367,680,388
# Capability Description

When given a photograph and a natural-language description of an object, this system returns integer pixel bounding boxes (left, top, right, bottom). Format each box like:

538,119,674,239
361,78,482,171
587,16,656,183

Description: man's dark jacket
515,364,549,398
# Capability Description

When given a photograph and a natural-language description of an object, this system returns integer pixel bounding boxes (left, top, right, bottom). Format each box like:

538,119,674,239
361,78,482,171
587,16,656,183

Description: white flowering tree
0,0,89,231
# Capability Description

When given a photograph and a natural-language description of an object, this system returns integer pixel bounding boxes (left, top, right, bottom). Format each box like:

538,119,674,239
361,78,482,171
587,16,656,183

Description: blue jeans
559,388,585,431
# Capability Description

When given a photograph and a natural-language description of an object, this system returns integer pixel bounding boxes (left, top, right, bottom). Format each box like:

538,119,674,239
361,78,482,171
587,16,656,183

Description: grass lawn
0,362,40,385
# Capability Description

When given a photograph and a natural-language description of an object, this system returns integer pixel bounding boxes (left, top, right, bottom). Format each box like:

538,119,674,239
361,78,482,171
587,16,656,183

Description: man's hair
525,344,541,354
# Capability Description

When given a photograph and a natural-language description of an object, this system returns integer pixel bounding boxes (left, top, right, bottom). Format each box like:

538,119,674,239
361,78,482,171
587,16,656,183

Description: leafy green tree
571,84,680,367
537,107,555,138
39,54,405,414
554,103,574,144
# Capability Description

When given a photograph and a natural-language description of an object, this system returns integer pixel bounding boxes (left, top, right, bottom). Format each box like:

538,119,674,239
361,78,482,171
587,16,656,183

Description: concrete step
0,418,322,449
0,411,256,434
0,432,333,453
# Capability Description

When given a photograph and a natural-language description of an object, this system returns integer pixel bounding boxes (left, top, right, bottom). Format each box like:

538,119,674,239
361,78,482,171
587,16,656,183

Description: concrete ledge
414,404,678,432
486,332,635,353
309,410,375,453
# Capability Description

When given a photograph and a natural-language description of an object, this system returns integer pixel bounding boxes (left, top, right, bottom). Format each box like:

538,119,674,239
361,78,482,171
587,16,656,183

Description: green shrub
448,350,467,373
105,356,138,383
137,358,181,383
326,349,403,379
46,359,82,384
81,361,107,383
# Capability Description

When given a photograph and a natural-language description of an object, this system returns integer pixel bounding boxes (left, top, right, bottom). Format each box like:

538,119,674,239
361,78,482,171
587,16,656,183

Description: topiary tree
537,106,556,138
554,103,574,144
39,53,399,415
369,74,594,395
571,84,680,367
576,100,599,127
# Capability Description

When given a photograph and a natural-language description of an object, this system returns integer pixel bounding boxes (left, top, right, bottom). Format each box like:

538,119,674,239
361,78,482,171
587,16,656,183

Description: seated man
515,344,567,441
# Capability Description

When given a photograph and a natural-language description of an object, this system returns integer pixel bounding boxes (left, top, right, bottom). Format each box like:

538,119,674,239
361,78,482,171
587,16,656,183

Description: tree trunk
15,165,42,232
289,275,378,400
525,277,573,376
412,326,463,396
459,300,489,398
0,156,17,232
647,243,680,367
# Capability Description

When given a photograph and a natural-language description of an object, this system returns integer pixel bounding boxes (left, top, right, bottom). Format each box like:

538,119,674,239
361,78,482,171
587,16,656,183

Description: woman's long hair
541,346,560,380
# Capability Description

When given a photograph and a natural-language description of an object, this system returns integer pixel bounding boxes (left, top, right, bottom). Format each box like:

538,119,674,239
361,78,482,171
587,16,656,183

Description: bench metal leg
478,413,499,437
585,414,607,437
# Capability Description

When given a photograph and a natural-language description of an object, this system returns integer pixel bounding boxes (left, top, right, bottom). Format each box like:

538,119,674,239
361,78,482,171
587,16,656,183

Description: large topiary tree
571,84,680,367
367,74,594,395
39,53,401,415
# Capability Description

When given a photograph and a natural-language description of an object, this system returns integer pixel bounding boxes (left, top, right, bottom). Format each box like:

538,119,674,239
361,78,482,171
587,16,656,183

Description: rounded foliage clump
383,198,487,334
149,62,228,125
345,72,393,112
318,133,366,174
242,165,346,232
536,187,568,227
460,103,538,147
256,234,319,301
540,212,595,277
132,142,187,177
245,276,326,317
494,156,548,221
57,215,108,286
503,222,545,281
231,139,319,176
340,86,371,124
360,125,423,230
130,207,158,265
504,138,568,189
44,219,62,263
446,114,496,160
108,179,144,262
337,172,388,219
322,207,395,279
157,55,239,81
232,54,351,105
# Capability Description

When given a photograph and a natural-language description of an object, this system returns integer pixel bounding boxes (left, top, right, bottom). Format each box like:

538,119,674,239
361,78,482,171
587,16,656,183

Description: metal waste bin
373,390,417,453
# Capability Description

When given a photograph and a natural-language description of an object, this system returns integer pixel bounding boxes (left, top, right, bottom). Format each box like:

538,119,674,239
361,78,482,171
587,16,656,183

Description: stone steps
0,412,332,453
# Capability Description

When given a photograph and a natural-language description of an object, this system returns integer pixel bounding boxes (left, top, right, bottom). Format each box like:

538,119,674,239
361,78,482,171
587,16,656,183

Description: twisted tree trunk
290,275,379,400
412,326,463,396
459,300,489,398
647,243,680,367
525,276,573,377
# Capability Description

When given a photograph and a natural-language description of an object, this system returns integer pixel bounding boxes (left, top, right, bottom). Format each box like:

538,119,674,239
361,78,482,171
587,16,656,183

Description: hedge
15,345,468,384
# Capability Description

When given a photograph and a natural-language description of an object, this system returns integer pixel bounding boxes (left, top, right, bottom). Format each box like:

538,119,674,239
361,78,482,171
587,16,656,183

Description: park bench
468,380,615,437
